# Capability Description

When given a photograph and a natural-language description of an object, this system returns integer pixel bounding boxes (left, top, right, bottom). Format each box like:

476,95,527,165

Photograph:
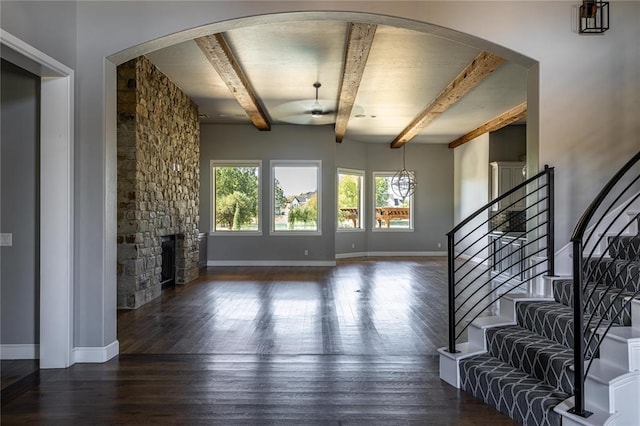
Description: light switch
0,233,13,247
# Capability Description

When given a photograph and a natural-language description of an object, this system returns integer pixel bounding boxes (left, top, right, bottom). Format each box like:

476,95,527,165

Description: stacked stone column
116,56,200,309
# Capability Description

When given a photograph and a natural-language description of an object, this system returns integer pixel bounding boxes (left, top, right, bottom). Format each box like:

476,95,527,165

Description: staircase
440,152,640,426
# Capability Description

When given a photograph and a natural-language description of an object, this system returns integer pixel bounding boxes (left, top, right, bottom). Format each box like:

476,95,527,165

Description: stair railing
570,150,640,418
446,165,555,353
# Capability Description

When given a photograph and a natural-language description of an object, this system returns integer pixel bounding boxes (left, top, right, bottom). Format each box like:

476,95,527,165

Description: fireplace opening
160,235,176,289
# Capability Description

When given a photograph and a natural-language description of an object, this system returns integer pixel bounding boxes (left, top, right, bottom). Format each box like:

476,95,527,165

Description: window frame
270,160,322,236
210,159,262,236
336,168,365,232
371,170,415,232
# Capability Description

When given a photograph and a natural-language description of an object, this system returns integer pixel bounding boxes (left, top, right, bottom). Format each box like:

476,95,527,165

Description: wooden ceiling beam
335,23,377,143
448,102,527,149
390,51,505,149
195,33,271,131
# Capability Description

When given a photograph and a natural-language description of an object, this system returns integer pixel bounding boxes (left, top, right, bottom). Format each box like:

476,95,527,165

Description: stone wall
117,56,200,309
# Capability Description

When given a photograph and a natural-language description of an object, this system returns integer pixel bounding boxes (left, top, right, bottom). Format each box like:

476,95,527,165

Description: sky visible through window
274,166,317,196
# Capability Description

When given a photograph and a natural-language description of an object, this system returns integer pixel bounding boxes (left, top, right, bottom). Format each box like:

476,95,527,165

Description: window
337,169,364,230
211,161,261,233
271,160,321,234
373,171,413,230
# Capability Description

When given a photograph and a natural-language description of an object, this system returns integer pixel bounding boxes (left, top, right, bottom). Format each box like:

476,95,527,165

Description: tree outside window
373,172,413,230
272,161,321,234
212,161,260,233
337,169,364,230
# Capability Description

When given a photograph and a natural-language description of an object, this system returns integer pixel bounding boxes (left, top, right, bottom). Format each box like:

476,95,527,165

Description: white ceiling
145,20,527,145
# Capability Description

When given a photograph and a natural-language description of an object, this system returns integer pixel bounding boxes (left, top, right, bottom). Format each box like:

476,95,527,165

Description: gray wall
4,0,638,353
200,126,453,261
200,124,336,262
335,140,368,255
489,125,526,163
0,1,77,70
1,59,40,345
365,143,453,253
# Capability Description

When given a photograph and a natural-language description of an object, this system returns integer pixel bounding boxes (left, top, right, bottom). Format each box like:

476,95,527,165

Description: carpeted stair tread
585,258,640,293
607,234,640,260
553,280,636,326
516,301,576,348
515,301,608,352
460,353,568,426
486,325,574,395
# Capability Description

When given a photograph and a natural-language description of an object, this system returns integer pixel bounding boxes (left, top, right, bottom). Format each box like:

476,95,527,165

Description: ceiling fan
308,82,334,118
271,82,337,125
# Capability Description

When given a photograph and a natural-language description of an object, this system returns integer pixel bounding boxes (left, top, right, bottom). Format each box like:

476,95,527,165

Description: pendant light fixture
391,145,417,202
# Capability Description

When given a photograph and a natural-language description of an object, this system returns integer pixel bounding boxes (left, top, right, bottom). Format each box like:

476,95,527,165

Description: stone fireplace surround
116,56,200,309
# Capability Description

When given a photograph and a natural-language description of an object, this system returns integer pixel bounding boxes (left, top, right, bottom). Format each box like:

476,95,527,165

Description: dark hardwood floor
2,257,516,424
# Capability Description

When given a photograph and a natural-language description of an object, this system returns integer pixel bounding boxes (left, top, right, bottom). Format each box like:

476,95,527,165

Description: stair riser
468,323,488,351
600,335,640,371
584,376,611,413
585,372,640,418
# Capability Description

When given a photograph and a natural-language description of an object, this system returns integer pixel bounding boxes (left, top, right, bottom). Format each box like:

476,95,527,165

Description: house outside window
271,160,321,235
337,168,364,230
373,171,413,231
211,160,261,234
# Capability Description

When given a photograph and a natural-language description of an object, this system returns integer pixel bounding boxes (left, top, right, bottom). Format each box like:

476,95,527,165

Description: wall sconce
579,0,609,34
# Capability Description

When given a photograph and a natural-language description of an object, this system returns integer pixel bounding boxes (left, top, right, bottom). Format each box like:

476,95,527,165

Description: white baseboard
335,251,368,259
457,253,489,265
365,251,446,257
207,252,447,266
73,340,119,363
207,260,337,267
0,344,40,360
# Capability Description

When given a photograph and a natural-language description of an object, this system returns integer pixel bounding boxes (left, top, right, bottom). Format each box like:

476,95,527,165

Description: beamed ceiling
145,21,527,148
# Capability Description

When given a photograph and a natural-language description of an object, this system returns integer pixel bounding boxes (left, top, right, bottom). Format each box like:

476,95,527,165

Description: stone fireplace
116,56,200,309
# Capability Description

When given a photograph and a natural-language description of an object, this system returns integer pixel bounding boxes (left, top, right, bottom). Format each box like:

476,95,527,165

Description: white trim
335,251,369,259
365,251,446,257
207,252,447,264
371,170,414,231
1,30,75,369
337,168,365,231
337,251,447,259
207,260,336,267
270,160,322,235
0,344,40,360
73,340,119,364
457,253,489,266
210,160,262,234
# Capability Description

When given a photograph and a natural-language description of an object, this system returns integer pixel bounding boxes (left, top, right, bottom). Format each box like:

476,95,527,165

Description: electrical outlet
351,243,355,249
304,249,308,256
437,243,441,248
0,233,12,247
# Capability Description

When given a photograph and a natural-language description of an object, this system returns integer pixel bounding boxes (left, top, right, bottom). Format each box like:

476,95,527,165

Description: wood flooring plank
2,258,517,424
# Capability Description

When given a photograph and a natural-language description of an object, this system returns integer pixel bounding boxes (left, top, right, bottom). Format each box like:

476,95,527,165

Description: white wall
453,134,490,260
454,134,490,226
2,0,638,355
